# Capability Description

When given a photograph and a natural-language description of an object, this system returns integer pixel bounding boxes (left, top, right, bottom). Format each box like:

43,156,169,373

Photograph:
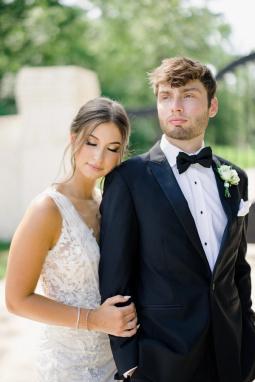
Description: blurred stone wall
0,66,100,240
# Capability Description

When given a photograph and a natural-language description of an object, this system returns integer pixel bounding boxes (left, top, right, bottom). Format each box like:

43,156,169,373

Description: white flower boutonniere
217,164,240,198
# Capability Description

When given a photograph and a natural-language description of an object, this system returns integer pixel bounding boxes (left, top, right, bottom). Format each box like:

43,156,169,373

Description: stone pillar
15,65,100,217
0,116,22,239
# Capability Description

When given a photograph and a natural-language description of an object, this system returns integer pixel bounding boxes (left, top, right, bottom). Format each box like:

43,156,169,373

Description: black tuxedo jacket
99,142,255,382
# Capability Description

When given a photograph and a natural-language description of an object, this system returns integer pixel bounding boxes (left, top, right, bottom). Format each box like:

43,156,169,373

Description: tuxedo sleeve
234,173,255,321
99,169,139,376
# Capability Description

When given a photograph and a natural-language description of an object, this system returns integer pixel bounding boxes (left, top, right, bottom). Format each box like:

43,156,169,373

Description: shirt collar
160,134,205,168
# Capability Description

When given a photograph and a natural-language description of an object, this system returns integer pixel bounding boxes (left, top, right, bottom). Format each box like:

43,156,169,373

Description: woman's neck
57,175,97,200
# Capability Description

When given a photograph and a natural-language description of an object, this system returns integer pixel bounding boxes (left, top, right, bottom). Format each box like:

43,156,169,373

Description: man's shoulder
115,150,150,174
104,149,151,188
214,154,247,179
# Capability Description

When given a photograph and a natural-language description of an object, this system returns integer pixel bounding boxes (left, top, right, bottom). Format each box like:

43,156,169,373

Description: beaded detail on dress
36,187,115,382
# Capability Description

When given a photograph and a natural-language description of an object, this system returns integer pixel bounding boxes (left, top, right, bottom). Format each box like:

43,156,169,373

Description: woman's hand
88,295,138,337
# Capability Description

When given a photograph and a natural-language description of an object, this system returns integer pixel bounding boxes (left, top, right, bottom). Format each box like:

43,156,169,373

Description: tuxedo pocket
237,199,251,217
141,304,183,310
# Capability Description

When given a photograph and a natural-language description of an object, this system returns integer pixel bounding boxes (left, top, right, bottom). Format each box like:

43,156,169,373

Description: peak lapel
148,143,210,271
211,156,240,273
211,157,240,223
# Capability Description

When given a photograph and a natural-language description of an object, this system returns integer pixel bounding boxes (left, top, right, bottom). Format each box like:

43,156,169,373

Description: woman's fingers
100,296,138,337
104,296,136,317
119,302,136,316
120,326,139,337
105,295,131,306
126,316,138,330
125,312,136,322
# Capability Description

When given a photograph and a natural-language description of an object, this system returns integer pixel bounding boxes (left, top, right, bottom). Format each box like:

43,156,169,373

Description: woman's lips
87,163,103,171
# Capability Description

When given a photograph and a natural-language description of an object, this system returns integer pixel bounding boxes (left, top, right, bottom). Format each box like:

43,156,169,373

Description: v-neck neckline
50,186,99,243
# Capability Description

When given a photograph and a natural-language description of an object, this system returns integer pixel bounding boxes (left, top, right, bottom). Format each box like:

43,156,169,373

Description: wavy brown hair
148,56,216,106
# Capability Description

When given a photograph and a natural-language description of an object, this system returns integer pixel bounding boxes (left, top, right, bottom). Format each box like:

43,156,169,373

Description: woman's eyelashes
86,141,97,146
86,140,120,153
108,147,120,153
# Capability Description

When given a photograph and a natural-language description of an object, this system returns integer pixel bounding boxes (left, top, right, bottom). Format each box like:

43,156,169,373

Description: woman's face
74,122,123,180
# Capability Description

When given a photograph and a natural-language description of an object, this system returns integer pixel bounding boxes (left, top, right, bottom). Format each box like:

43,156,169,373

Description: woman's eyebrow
89,134,121,145
88,134,98,140
108,141,121,145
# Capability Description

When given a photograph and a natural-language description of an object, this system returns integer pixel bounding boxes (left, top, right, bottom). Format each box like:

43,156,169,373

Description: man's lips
168,117,187,125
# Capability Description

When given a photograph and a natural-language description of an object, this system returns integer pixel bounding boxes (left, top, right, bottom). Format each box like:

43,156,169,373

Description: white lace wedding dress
36,187,116,382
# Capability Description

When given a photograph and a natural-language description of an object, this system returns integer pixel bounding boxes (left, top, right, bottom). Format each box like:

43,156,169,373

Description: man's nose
170,97,183,112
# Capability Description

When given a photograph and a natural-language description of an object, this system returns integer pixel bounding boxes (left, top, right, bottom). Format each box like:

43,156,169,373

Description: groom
99,57,255,382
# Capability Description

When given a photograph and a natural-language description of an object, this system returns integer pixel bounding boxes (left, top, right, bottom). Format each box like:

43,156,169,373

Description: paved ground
1,245,255,382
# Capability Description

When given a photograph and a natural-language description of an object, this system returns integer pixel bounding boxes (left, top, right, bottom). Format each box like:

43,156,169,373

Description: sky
62,0,255,55
205,0,255,55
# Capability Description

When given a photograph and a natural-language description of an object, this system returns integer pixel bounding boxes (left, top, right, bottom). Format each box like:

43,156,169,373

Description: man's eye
86,141,96,146
184,94,194,98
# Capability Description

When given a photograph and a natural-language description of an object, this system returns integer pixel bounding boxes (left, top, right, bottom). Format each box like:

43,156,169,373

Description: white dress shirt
160,134,227,271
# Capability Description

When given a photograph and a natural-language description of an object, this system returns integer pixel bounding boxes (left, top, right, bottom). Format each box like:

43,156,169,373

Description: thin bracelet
76,307,81,329
85,309,92,330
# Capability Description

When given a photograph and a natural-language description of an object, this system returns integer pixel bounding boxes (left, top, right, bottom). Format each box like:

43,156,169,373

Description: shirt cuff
123,366,138,378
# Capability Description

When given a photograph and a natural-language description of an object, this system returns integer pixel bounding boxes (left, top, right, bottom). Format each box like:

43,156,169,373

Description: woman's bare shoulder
27,193,61,225
17,193,62,248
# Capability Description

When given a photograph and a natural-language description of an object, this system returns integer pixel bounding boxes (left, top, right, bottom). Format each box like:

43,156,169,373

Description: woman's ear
209,97,218,118
70,133,77,144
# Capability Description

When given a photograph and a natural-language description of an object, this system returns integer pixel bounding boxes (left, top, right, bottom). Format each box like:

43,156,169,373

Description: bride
5,97,137,382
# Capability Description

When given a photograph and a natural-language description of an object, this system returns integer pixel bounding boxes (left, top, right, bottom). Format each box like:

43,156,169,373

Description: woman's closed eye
86,141,97,146
86,140,120,153
108,146,120,153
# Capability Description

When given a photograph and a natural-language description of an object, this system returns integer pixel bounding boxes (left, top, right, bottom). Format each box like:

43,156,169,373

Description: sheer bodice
36,187,115,382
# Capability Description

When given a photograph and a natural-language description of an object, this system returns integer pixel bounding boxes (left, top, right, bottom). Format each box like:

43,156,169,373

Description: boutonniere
217,164,240,198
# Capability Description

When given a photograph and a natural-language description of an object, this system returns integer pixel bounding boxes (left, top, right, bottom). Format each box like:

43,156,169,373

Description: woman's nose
93,148,104,163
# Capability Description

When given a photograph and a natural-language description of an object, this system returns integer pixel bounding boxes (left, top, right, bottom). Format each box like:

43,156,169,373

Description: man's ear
209,97,218,118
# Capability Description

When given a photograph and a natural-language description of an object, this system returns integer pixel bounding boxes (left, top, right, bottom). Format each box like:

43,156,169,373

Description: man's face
157,79,218,141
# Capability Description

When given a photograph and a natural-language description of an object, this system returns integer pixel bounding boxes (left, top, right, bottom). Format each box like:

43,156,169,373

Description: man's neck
165,135,204,154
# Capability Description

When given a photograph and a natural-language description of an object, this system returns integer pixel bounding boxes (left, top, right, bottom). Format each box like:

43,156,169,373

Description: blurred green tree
0,0,94,77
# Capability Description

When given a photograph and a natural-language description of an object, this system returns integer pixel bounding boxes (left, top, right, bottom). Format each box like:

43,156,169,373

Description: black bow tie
176,146,212,174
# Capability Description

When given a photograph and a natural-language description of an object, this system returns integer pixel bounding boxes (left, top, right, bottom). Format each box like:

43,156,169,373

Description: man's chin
165,133,192,141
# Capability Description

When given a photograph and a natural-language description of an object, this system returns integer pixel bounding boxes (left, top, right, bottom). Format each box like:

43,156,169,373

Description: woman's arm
5,195,137,336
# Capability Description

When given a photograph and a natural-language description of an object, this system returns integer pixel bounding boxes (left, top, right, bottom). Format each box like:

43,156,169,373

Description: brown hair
148,56,216,105
62,96,130,181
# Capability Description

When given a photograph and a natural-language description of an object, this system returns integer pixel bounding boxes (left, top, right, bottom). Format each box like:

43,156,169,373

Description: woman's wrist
87,308,98,331
78,307,98,331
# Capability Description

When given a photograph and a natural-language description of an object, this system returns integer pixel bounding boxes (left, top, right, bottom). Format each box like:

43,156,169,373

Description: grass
0,241,10,280
0,252,8,280
0,241,10,252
